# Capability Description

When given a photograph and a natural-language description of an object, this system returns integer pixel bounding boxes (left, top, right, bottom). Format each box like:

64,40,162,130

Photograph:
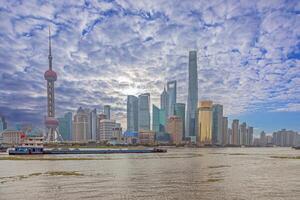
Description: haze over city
0,0,299,134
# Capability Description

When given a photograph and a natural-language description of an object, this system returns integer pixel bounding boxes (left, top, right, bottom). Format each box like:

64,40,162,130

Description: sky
0,0,299,135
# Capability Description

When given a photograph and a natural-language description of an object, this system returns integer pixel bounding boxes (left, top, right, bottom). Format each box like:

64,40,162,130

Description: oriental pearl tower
44,27,63,142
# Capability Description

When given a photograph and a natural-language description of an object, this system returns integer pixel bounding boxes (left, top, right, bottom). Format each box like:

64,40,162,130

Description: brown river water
0,147,299,200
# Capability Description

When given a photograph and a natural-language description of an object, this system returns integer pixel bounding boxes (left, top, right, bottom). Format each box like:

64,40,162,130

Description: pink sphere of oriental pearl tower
44,27,63,142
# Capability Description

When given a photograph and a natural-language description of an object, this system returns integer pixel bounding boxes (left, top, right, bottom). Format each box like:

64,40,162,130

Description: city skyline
0,1,300,134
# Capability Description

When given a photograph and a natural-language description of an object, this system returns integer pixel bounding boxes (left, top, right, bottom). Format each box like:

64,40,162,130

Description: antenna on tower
48,26,52,70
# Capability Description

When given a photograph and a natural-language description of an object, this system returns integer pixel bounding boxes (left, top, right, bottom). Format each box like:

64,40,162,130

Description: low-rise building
2,129,25,145
138,130,155,145
123,131,139,144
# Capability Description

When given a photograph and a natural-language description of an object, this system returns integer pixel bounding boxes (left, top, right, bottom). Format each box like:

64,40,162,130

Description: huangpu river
0,147,299,200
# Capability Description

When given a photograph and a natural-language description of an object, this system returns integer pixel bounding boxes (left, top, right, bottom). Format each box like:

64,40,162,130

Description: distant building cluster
1,50,299,147
253,129,300,147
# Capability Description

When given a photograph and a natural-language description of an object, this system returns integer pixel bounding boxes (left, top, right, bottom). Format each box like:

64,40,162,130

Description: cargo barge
8,136,167,155
9,147,167,155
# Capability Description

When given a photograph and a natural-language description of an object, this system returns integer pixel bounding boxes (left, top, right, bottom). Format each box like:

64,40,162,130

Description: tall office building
240,122,247,145
260,131,267,146
138,93,150,131
160,87,168,113
0,116,7,132
227,128,232,145
166,116,183,145
212,104,223,144
198,101,213,144
90,108,97,141
232,119,239,145
58,112,72,141
104,105,111,120
174,103,185,139
186,51,198,138
222,117,228,145
167,81,177,117
98,119,116,141
127,95,138,132
72,107,90,142
247,126,253,145
152,105,166,133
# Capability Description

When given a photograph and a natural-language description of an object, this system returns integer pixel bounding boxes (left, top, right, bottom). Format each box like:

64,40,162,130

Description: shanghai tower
186,51,198,138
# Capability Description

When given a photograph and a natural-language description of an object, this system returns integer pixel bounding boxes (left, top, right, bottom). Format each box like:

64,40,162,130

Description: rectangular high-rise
167,80,177,117
222,117,228,145
104,105,111,120
152,105,166,133
127,95,138,132
198,101,213,144
186,51,198,138
240,122,247,145
90,108,97,141
58,112,72,141
72,107,90,142
174,103,185,139
138,93,150,131
232,119,239,145
212,104,223,144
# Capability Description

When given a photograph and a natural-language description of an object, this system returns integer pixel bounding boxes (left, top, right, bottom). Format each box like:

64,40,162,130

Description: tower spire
48,26,52,70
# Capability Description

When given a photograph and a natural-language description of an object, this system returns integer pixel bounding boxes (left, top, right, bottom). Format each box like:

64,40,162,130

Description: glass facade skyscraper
127,95,138,132
90,108,97,141
58,112,73,141
104,105,111,120
198,101,213,144
138,93,150,131
212,104,223,144
160,87,168,119
167,80,177,117
152,105,166,133
186,51,198,138
174,103,185,139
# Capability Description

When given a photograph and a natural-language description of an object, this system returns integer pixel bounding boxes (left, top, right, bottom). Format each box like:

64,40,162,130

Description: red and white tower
44,27,63,142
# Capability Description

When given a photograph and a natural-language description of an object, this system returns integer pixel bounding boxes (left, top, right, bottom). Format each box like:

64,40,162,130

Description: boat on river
9,147,167,155
8,136,167,155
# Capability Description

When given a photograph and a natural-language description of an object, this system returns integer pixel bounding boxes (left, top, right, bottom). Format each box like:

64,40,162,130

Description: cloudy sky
0,0,299,134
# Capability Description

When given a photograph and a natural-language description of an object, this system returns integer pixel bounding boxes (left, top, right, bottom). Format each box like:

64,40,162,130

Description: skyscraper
152,105,166,133
0,116,7,132
240,122,247,145
138,93,150,131
174,103,185,139
167,80,177,117
212,104,223,144
186,51,198,138
90,108,97,141
44,27,63,142
247,126,253,145
72,107,90,142
222,117,228,145
127,95,138,132
166,116,183,145
232,119,239,145
58,112,72,141
98,119,116,141
160,87,168,116
104,105,111,120
198,101,213,144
